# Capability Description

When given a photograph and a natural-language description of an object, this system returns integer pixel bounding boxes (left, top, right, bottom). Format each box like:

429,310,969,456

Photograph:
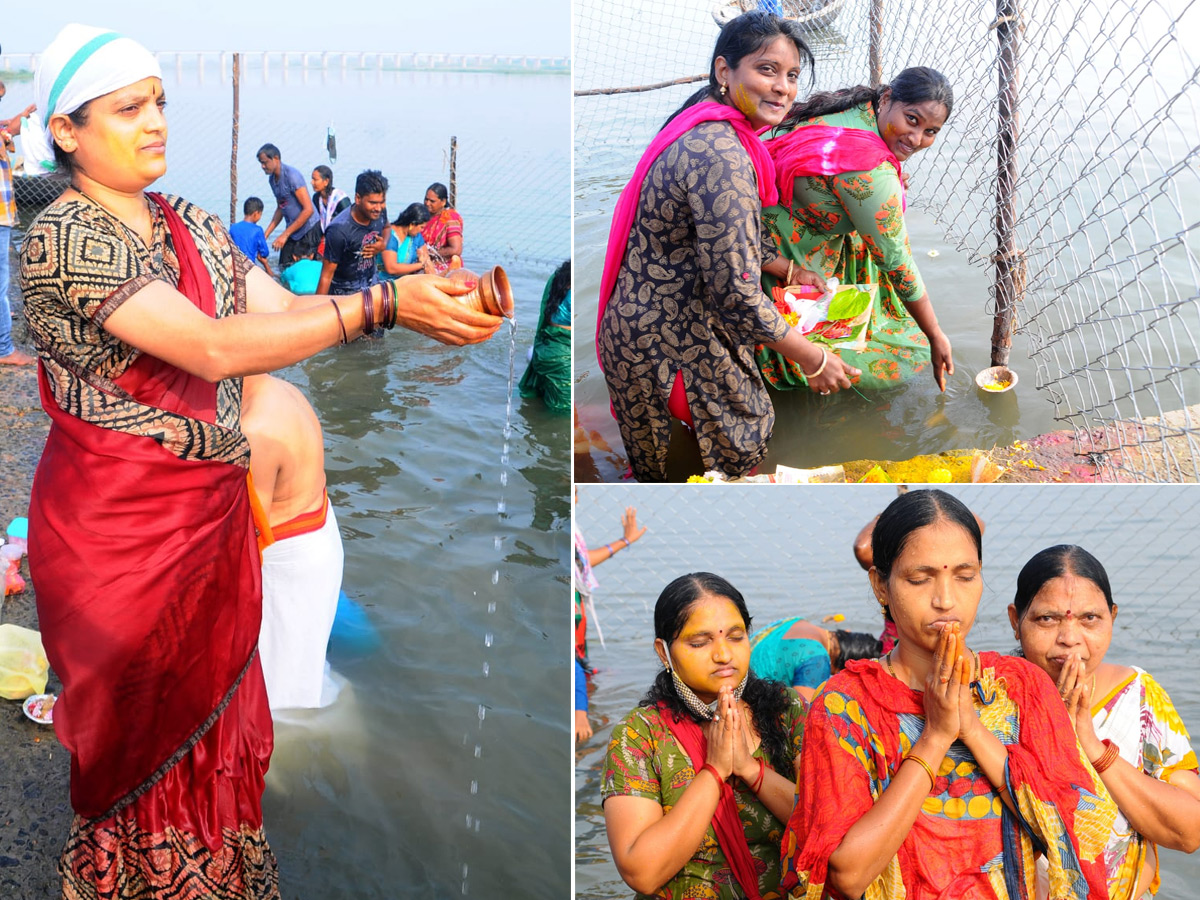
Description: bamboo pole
574,73,707,97
869,0,884,88
991,1,1023,366
449,136,458,209
230,53,240,227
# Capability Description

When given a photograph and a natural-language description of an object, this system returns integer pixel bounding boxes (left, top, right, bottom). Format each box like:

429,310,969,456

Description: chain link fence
574,0,1200,481
4,50,569,274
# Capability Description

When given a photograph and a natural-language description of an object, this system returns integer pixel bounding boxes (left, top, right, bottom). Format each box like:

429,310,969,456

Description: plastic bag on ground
0,623,49,699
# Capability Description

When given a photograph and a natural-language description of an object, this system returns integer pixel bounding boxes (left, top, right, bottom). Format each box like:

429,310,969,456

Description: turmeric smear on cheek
732,84,757,120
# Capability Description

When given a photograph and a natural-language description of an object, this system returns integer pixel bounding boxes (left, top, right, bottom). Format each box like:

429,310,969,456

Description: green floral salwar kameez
756,102,932,391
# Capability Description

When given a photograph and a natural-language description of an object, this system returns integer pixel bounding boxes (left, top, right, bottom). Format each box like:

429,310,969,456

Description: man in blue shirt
228,197,275,277
317,170,389,300
257,143,318,269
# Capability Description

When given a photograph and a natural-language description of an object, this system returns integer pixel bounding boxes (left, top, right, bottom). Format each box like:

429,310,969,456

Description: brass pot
448,266,514,319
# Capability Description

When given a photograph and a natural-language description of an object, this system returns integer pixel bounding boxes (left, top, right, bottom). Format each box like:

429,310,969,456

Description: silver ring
713,714,720,721
819,390,830,396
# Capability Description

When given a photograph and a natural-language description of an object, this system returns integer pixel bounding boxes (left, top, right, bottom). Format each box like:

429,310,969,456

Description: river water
574,483,1200,899
6,62,571,898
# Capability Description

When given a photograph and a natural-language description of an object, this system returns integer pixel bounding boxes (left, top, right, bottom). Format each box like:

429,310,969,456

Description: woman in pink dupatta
602,573,805,899
595,12,858,483
18,24,502,899
757,68,956,393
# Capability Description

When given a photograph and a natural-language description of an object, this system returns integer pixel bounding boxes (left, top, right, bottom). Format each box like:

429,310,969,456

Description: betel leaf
826,286,872,321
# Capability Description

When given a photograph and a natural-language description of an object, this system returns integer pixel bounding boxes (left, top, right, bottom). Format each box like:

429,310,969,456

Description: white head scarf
25,24,162,171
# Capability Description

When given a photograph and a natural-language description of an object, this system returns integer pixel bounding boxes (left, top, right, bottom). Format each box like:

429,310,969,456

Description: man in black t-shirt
317,169,389,296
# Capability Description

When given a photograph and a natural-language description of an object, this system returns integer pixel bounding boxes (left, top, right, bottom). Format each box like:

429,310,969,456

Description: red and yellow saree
781,653,1115,900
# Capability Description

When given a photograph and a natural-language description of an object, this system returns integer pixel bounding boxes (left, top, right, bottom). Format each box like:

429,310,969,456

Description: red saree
23,193,276,896
421,208,463,273
781,654,1114,900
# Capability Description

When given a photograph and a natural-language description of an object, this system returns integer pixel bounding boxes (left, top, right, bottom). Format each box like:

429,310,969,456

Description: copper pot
448,266,514,319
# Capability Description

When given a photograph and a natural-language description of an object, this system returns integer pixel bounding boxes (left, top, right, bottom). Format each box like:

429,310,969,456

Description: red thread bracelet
750,757,766,793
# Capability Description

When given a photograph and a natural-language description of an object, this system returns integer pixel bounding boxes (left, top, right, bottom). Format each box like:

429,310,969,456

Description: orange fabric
269,491,329,541
246,471,274,555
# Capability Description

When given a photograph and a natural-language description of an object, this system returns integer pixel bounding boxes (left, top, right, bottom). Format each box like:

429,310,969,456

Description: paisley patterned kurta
757,102,932,391
602,696,806,900
598,120,790,482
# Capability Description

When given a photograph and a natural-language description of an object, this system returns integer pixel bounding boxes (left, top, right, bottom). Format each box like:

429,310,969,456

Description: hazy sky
3,0,570,57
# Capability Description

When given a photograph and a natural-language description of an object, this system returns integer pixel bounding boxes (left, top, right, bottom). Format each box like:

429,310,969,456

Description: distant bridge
0,50,570,83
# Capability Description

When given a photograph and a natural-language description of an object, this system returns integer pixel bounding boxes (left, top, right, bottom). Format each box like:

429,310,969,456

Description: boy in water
229,197,275,277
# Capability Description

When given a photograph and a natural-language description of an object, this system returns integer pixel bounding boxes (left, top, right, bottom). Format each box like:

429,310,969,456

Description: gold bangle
902,753,936,791
786,260,795,285
801,347,829,379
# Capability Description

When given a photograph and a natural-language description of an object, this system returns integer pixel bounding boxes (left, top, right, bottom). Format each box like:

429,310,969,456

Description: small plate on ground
976,365,1018,394
23,693,56,725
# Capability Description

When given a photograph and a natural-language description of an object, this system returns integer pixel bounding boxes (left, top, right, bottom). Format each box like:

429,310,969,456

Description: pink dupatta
767,123,905,212
594,101,779,367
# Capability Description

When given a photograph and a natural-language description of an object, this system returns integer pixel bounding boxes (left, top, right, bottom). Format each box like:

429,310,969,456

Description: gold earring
720,83,728,96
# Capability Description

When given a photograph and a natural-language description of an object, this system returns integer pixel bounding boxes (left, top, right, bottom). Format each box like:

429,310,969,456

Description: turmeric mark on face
732,83,757,120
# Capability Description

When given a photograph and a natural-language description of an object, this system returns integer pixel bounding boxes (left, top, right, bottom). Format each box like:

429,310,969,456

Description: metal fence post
991,0,1024,367
230,53,240,227
869,0,884,88
449,136,458,209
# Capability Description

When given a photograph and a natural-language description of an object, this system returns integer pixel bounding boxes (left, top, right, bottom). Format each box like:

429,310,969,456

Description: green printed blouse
601,696,806,900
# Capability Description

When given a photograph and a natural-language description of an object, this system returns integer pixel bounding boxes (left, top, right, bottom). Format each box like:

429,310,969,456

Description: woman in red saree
602,572,805,899
18,24,502,899
420,182,463,274
781,490,1116,900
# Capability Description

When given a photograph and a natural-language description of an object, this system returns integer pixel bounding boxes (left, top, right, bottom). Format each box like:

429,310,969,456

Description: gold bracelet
802,347,829,379
902,753,936,791
786,260,795,286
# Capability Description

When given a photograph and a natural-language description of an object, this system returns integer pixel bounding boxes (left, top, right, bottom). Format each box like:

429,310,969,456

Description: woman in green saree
518,259,571,413
756,67,955,392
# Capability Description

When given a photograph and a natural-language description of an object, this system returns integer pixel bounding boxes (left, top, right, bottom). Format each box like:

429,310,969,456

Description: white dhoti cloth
258,501,344,711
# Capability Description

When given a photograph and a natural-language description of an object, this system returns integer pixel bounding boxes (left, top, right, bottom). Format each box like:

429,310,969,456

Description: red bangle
750,757,766,793
1091,739,1120,773
700,763,724,786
